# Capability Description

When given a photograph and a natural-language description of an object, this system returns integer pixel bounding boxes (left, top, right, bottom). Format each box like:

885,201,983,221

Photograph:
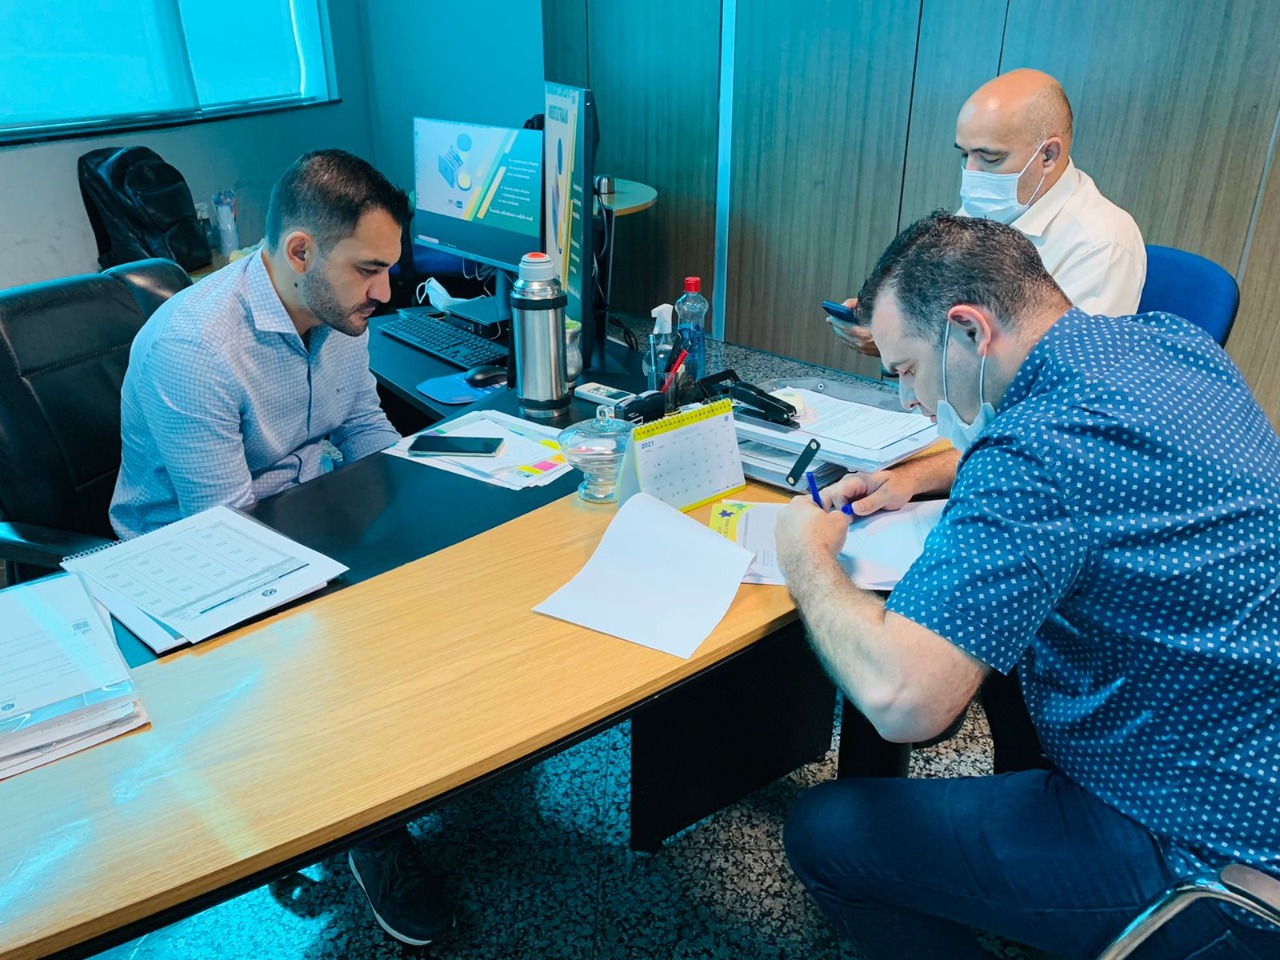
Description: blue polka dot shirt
887,308,1280,882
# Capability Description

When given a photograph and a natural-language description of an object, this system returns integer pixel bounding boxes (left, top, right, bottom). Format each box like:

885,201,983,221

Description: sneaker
348,832,455,946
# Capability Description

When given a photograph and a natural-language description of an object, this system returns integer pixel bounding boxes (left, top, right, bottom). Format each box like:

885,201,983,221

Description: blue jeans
784,770,1278,959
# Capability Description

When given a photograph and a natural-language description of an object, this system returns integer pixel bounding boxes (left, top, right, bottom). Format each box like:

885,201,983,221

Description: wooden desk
0,483,831,960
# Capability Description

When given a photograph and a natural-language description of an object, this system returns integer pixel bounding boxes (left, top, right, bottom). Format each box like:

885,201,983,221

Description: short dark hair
856,210,1067,345
265,150,411,253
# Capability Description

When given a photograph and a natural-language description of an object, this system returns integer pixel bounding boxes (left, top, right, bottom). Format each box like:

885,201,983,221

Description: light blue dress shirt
888,308,1280,885
110,251,400,539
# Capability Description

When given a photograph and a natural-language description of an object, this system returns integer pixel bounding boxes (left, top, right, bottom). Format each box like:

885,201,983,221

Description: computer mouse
463,364,508,388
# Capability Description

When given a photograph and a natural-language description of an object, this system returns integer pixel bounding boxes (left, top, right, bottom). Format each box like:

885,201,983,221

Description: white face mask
934,323,995,453
959,141,1048,225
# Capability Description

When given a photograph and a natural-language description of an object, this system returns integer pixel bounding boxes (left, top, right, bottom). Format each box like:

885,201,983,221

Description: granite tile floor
92,700,1030,960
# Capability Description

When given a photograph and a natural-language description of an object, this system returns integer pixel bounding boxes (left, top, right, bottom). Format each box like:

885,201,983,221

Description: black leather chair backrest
0,258,191,539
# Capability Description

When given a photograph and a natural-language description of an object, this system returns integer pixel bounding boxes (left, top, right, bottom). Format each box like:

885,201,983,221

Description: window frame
0,0,341,148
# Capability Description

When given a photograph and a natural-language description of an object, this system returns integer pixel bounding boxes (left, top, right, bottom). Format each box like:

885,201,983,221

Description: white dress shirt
962,160,1146,317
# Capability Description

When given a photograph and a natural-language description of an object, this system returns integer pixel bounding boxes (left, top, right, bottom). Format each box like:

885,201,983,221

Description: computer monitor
411,117,543,325
544,83,599,366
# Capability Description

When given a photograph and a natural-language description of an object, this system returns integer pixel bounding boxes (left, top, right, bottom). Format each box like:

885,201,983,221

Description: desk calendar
616,399,746,510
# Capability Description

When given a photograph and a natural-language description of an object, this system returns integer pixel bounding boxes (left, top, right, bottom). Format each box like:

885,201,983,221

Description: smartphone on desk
408,434,505,457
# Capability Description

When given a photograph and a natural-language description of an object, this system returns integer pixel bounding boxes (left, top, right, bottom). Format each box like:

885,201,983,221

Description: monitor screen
412,117,543,273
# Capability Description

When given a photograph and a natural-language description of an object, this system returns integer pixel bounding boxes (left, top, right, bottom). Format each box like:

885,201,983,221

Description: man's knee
784,780,880,892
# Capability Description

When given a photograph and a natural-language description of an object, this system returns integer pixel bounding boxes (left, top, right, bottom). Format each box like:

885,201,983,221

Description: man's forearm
786,547,910,735
897,445,960,497
785,540,984,743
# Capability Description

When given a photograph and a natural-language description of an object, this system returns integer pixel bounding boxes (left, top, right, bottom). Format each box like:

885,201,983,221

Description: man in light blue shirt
111,152,403,539
776,212,1280,959
110,151,454,947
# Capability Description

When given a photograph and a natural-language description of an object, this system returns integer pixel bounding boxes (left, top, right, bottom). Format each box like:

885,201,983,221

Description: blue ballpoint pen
806,469,855,515
805,470,824,507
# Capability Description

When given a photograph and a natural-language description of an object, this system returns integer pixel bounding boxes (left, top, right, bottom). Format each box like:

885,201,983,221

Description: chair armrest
1221,864,1280,915
0,522,113,569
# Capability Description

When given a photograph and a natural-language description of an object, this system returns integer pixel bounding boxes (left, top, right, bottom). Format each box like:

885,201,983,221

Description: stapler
697,369,799,427
730,381,799,427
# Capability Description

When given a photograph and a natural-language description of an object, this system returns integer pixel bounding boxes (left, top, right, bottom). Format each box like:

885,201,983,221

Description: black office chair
0,258,191,582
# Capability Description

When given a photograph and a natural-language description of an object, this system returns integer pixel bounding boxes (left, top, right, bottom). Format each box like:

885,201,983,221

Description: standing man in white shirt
831,68,1145,356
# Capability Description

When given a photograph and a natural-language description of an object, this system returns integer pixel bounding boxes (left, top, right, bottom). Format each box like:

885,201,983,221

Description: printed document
710,499,947,590
0,574,149,780
63,506,347,646
535,492,754,658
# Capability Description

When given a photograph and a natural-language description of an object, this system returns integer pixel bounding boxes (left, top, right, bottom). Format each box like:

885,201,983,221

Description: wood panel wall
585,0,720,316
1000,0,1280,273
546,0,1280,427
897,1,1007,227
1231,130,1280,427
725,0,922,379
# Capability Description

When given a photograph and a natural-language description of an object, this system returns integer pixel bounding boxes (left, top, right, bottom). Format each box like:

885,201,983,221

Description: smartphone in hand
821,299,857,324
408,434,505,457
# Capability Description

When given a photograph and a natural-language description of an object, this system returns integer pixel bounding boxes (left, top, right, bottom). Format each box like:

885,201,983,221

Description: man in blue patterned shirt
110,151,454,947
775,211,1280,959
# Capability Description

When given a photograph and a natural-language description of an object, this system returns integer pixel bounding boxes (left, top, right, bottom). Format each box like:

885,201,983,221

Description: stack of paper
385,410,572,490
735,388,937,473
737,439,846,491
0,575,149,780
709,499,947,590
62,506,348,654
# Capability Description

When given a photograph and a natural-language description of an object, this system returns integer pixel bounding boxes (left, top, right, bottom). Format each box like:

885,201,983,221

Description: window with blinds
0,0,337,145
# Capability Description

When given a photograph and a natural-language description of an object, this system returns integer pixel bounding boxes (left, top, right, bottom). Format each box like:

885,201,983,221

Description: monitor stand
446,269,513,330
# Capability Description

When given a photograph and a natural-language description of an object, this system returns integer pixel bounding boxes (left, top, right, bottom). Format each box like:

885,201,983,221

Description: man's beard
301,268,376,337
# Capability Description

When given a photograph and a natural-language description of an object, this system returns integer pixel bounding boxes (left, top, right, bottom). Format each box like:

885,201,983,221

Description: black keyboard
381,311,508,369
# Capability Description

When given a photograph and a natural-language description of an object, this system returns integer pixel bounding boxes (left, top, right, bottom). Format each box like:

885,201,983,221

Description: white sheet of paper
384,411,569,489
838,499,947,588
63,506,347,643
715,499,947,590
792,389,933,449
534,492,755,658
0,574,130,717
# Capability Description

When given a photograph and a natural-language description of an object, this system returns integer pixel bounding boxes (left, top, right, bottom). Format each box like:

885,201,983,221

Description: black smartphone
821,299,858,324
408,434,505,457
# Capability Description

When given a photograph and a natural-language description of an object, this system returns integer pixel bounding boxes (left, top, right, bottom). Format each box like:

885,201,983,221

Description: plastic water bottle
212,189,239,257
674,276,708,386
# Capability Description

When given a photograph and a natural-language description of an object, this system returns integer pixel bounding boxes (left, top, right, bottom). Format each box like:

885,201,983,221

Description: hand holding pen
807,470,854,516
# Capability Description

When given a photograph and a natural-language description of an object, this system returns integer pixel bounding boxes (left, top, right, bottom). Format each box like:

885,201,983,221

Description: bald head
955,69,1074,209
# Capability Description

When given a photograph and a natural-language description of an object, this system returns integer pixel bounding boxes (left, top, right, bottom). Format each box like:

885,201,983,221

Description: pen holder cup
557,411,635,503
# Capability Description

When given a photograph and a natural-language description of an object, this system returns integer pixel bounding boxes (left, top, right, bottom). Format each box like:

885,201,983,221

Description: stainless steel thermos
510,252,571,418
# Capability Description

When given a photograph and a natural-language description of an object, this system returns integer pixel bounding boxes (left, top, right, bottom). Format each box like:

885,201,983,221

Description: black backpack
78,146,212,272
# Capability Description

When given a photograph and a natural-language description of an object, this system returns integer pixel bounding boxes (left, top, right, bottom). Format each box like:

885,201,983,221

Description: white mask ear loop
1022,140,1049,205
942,320,988,414
941,322,951,404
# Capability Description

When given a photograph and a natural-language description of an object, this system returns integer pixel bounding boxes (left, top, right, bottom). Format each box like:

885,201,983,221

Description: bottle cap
518,251,557,282
684,277,701,292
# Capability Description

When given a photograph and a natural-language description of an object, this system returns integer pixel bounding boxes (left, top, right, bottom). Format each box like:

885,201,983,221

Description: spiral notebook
616,399,746,511
62,506,348,652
